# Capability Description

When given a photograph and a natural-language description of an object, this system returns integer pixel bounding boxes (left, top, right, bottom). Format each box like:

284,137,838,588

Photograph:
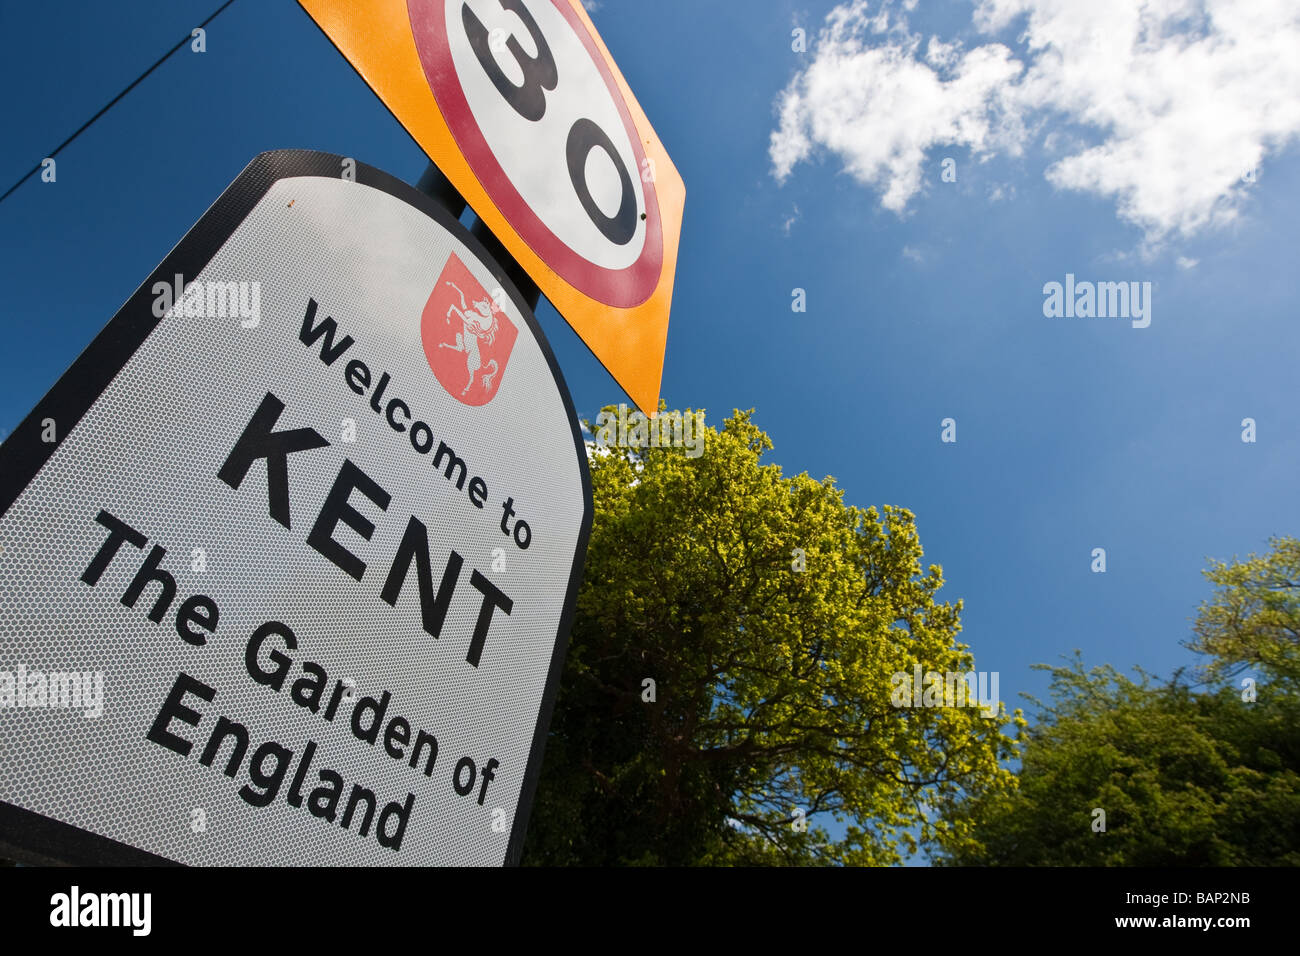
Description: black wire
0,0,238,206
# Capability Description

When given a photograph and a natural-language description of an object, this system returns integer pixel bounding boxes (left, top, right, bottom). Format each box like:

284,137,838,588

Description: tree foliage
1188,535,1300,687
521,406,1020,866
935,537,1300,866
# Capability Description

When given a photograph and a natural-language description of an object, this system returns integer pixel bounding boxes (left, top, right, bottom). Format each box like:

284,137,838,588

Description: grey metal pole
415,162,467,219
414,162,542,312
470,216,542,312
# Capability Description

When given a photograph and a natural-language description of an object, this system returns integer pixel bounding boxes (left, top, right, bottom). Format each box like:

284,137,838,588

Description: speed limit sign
298,0,686,415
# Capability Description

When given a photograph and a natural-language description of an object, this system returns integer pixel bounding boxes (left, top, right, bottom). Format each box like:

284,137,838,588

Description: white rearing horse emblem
439,281,501,396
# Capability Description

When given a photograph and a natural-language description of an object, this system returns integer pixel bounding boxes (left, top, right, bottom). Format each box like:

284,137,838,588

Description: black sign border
0,149,593,868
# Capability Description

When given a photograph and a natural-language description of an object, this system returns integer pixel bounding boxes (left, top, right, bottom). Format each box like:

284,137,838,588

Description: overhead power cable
0,0,238,206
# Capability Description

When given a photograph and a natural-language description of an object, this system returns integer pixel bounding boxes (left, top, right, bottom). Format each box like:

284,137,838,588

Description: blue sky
2,0,1298,771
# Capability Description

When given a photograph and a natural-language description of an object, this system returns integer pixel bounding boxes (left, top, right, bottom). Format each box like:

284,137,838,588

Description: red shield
421,254,517,406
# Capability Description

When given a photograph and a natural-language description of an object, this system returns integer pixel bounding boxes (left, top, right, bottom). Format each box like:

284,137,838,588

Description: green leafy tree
935,537,1300,866
1187,535,1300,686
521,406,1021,866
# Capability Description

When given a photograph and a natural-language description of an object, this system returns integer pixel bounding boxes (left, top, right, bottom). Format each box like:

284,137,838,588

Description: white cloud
771,1,1022,214
901,244,924,263
1176,256,1199,270
771,0,1300,247
1096,247,1134,265
781,203,801,235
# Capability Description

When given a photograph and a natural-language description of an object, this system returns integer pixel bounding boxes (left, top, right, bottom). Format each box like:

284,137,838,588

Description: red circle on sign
406,0,663,309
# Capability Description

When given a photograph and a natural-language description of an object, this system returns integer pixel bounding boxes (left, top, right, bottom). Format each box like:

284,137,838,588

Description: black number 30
462,0,638,247
461,0,556,122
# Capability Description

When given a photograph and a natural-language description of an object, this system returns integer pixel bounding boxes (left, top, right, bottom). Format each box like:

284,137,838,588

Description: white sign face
0,151,591,867
406,0,666,307
446,0,648,271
